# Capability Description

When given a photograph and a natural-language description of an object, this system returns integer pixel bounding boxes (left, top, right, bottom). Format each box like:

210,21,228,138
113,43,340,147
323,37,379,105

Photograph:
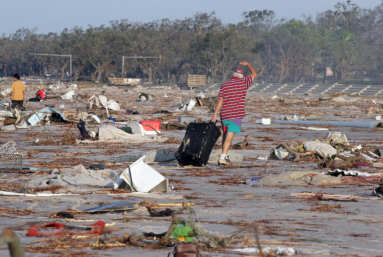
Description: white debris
186,99,196,110
61,90,76,100
275,148,289,159
328,132,349,145
49,85,60,90
300,127,329,131
256,118,271,125
89,95,101,109
114,155,165,192
196,91,205,98
1,88,11,96
352,145,362,151
107,100,120,111
361,153,376,162
88,131,97,139
91,114,101,124
304,141,337,158
233,247,296,255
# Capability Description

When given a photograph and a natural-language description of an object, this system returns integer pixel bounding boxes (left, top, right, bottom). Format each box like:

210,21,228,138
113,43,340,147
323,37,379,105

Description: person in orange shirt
10,73,25,110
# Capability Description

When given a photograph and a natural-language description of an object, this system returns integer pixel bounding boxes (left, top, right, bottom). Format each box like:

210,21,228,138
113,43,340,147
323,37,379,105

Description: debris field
0,82,383,256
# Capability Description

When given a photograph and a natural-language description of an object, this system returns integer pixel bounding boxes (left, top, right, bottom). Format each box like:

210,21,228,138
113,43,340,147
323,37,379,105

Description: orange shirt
11,80,25,100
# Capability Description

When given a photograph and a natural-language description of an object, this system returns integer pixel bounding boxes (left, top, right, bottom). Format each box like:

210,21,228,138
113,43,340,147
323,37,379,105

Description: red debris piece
27,221,105,237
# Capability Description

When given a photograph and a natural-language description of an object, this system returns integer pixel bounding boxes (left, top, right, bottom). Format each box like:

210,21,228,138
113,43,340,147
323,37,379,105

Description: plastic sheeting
304,141,337,158
107,100,120,111
98,125,151,142
27,107,68,126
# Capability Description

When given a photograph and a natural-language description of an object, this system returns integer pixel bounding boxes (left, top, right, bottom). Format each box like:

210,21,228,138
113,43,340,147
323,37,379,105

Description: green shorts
222,119,241,133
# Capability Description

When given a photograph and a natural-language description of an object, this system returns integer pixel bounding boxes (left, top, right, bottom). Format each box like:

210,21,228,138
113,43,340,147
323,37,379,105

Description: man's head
14,73,20,81
233,68,245,78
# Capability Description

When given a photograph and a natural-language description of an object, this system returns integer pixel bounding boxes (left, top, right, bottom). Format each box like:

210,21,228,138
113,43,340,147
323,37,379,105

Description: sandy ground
0,82,383,256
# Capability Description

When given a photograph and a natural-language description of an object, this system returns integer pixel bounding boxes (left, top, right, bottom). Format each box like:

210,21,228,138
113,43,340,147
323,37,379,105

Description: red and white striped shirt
218,75,253,121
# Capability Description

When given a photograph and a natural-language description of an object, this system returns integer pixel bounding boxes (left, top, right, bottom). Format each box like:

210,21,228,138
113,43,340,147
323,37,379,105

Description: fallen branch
233,134,253,149
320,154,373,169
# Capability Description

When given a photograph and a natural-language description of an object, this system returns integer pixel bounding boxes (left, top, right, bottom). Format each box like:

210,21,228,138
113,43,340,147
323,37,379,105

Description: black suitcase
175,122,221,166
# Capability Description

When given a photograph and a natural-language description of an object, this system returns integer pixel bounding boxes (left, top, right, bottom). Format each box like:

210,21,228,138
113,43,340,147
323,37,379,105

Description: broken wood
320,154,373,169
233,134,253,149
146,207,174,217
291,192,377,201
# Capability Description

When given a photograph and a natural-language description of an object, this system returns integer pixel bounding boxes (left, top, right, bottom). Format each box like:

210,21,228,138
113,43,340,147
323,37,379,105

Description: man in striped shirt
211,61,257,165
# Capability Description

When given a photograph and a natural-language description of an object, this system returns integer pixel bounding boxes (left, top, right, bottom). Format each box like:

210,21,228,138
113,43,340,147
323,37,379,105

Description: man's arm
240,61,257,79
211,98,223,123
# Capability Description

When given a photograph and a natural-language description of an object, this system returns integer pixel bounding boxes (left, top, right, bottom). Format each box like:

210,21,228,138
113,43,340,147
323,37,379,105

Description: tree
330,30,357,80
265,21,316,83
80,25,130,81
0,36,14,76
129,22,165,83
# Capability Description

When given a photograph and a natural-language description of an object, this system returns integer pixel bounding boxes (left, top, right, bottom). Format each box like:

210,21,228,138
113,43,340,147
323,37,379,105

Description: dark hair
14,73,20,80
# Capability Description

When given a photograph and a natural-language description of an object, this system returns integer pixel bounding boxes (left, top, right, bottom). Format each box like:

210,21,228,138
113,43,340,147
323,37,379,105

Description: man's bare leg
221,132,227,153
222,132,234,155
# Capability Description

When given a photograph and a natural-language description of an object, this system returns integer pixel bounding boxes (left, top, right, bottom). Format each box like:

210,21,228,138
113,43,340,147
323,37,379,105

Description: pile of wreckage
256,131,383,187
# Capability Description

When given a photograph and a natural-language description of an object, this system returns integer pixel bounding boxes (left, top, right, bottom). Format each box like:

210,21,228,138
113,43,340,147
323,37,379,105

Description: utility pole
29,53,72,82
121,56,164,76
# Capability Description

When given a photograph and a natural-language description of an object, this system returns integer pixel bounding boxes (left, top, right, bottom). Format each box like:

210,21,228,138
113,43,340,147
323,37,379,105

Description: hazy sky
1,0,382,35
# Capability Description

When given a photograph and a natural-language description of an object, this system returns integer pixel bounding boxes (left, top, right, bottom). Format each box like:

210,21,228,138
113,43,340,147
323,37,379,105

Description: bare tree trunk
222,70,227,83
148,67,153,83
60,63,67,80
91,71,97,81
278,69,288,83
96,70,103,81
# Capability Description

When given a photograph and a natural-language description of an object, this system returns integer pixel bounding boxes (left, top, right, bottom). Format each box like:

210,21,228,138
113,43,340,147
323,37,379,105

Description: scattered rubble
0,83,382,256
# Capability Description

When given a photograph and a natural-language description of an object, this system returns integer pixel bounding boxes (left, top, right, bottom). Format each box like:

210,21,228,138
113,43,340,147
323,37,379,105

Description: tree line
1,1,383,85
